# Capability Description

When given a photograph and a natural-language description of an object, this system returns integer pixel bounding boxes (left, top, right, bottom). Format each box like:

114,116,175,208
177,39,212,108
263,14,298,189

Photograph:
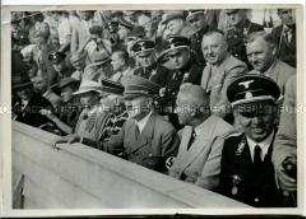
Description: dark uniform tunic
133,63,169,82
153,60,202,129
218,133,284,207
190,27,209,67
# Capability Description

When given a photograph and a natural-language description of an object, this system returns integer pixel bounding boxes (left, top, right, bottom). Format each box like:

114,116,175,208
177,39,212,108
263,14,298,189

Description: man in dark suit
224,9,264,69
12,74,54,128
218,74,284,207
102,75,180,173
271,9,296,68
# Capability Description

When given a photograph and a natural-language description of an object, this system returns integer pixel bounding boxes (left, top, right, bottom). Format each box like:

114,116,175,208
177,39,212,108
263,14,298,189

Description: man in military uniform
155,36,203,129
186,10,211,66
218,74,284,207
97,79,129,147
224,9,263,69
132,38,168,82
102,75,180,173
271,9,296,68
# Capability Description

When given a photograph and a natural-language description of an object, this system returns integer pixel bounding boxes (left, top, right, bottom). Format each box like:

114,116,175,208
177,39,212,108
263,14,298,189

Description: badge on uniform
235,140,245,156
231,175,241,196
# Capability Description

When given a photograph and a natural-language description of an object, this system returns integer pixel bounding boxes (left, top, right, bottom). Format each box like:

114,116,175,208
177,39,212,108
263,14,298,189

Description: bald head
176,83,210,125
178,83,209,107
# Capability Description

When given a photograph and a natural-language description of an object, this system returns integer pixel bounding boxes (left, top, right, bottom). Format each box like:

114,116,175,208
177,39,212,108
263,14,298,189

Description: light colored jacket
201,54,247,118
169,115,234,191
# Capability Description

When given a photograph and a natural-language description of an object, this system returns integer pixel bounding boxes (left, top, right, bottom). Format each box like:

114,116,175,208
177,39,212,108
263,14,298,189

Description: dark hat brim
158,45,190,61
186,11,204,21
51,79,80,95
123,93,148,100
234,99,276,117
13,82,33,90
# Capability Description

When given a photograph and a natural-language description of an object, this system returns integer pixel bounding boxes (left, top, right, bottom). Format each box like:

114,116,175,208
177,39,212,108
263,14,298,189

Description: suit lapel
178,116,216,170
130,113,155,154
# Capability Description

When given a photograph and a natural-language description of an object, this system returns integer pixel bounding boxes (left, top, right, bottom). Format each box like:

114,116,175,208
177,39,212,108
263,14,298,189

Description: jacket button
254,197,260,203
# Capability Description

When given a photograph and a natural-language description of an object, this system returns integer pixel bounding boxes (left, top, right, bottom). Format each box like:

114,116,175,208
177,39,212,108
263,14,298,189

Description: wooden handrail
13,121,250,209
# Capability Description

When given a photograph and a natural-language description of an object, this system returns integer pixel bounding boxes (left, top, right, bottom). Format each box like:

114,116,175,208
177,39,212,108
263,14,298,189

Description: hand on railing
52,134,81,150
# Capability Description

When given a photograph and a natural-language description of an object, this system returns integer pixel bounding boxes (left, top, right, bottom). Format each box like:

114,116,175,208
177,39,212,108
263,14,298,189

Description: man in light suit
201,30,248,122
246,31,295,95
102,75,180,173
272,74,297,207
168,83,234,191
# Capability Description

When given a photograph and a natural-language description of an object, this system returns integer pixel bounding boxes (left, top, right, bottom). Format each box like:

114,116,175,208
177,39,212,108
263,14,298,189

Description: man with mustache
102,75,180,173
218,74,284,207
246,31,295,95
201,30,247,123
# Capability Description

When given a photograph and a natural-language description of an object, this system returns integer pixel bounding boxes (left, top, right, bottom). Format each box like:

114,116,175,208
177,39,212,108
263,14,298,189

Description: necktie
85,112,97,132
254,145,263,167
135,123,140,139
187,129,196,150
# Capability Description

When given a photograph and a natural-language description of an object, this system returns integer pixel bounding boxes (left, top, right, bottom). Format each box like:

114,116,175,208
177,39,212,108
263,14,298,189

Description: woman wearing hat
54,80,108,148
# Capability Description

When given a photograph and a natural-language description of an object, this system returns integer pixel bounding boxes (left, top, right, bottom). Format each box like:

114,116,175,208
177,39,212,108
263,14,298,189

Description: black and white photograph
0,2,304,217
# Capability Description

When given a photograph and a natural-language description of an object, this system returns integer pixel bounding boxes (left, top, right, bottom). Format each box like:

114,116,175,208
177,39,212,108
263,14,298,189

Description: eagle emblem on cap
238,80,254,89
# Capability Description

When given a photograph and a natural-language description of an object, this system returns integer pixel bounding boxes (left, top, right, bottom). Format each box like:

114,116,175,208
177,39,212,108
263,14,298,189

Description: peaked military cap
227,74,281,107
123,75,161,99
51,77,80,95
131,39,155,56
158,36,191,59
100,78,125,95
186,10,204,21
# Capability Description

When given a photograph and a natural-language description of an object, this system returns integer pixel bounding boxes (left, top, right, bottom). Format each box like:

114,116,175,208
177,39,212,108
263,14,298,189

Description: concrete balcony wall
12,122,249,209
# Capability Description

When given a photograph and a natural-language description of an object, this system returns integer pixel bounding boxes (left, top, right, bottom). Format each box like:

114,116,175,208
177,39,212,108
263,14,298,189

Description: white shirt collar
21,99,29,110
135,111,153,134
246,130,275,162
